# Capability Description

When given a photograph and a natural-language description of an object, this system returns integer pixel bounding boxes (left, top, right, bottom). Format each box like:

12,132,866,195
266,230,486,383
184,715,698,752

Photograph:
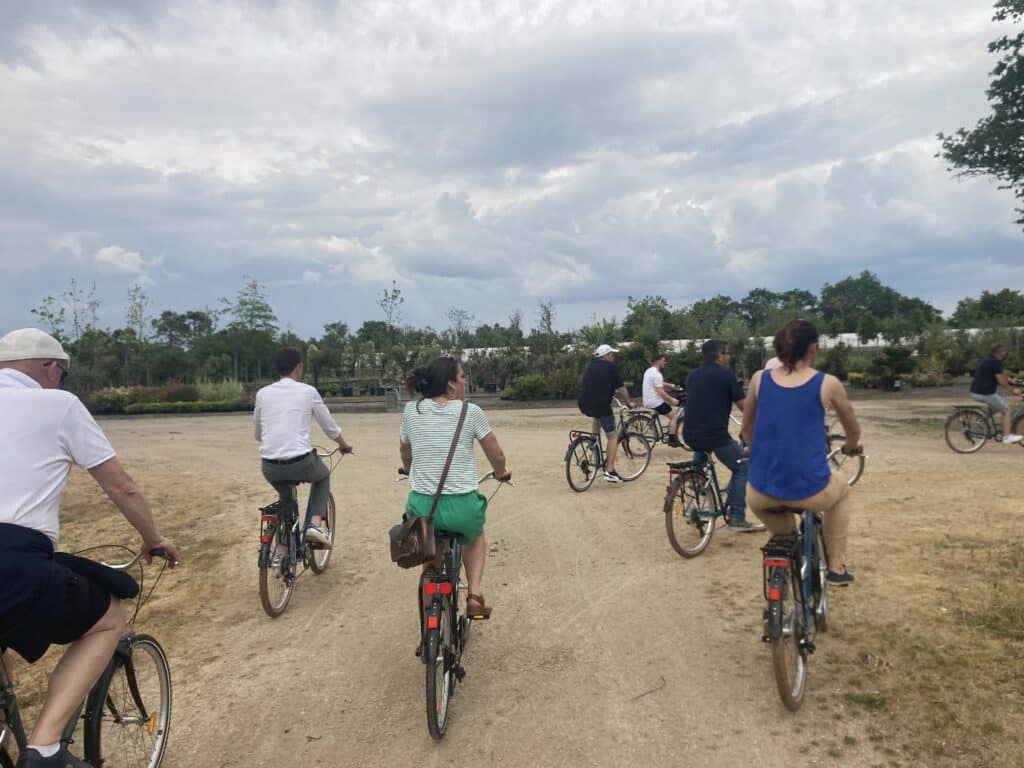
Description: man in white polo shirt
0,328,180,768
254,347,353,548
642,353,681,447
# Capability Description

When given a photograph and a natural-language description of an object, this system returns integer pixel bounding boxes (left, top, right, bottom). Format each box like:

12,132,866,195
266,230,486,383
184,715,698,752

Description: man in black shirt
684,340,763,530
578,344,634,483
970,344,1022,444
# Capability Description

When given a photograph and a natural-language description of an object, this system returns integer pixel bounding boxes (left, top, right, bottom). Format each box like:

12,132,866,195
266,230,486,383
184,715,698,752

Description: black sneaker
728,520,766,532
826,568,855,586
17,748,93,768
603,469,623,484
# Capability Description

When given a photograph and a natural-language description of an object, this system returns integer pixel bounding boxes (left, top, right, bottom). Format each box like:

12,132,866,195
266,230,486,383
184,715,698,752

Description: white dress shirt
254,377,342,460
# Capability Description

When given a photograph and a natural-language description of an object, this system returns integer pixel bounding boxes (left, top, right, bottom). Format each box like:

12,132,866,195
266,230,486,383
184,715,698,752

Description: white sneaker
305,524,333,549
1002,433,1022,445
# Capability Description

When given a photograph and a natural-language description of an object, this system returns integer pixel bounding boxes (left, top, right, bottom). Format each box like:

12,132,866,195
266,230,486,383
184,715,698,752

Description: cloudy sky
1,0,1021,338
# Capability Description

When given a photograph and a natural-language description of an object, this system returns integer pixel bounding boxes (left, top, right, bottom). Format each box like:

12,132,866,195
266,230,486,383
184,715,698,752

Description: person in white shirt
642,354,681,446
0,328,180,768
254,347,353,548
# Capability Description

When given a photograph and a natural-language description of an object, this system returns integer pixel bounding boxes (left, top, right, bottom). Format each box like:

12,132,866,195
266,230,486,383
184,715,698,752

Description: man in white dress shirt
254,347,353,547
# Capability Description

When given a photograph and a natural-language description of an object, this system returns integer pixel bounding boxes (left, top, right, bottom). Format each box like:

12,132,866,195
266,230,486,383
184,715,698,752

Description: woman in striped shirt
400,356,510,618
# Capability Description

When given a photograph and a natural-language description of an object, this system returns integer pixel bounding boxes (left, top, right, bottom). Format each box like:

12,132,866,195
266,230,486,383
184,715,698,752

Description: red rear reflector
764,559,789,568
769,588,781,600
423,582,437,595
666,486,672,493
426,615,439,629
260,534,270,544
261,515,276,522
439,582,453,595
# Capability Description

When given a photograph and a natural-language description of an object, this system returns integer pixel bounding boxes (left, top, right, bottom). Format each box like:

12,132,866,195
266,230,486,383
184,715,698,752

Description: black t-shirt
971,355,1004,396
683,363,744,450
578,359,624,418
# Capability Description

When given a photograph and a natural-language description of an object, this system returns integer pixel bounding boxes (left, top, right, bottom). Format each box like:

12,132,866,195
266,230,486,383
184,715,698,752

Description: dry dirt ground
11,391,1024,767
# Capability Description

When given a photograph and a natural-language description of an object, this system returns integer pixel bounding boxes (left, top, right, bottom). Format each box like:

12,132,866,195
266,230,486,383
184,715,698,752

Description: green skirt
405,491,488,545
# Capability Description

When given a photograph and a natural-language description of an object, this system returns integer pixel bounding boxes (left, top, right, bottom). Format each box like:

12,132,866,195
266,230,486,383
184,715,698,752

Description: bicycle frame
762,511,821,650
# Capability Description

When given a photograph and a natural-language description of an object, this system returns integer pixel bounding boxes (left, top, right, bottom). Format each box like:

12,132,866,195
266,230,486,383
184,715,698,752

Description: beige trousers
746,473,851,567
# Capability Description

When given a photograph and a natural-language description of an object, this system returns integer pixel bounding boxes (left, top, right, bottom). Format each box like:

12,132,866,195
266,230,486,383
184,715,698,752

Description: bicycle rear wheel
308,492,336,574
771,582,808,712
425,603,454,740
825,434,865,486
615,431,652,480
626,414,659,445
85,634,172,768
565,435,599,492
663,470,717,558
943,410,989,453
259,525,294,617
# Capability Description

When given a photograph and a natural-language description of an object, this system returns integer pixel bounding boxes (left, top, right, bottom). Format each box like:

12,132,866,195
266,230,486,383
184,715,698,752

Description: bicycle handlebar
395,467,513,486
102,547,177,571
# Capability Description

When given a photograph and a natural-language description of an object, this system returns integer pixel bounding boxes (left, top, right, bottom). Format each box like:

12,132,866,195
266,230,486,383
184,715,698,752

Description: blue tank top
749,370,830,500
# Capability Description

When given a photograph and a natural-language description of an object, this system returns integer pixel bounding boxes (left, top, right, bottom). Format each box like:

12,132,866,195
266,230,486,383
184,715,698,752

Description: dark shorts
653,402,672,416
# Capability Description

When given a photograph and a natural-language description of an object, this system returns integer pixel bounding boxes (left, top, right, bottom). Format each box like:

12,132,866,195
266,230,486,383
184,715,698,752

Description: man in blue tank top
683,340,764,531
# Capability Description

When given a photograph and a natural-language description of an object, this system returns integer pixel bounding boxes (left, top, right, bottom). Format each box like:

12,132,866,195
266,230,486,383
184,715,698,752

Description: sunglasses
44,360,70,384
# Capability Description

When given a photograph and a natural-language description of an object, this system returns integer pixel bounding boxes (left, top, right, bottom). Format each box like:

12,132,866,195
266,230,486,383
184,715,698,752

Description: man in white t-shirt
254,347,353,548
642,354,681,446
0,328,180,768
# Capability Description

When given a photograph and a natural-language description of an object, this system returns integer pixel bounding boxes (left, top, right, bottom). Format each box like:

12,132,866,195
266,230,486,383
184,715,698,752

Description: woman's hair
773,320,819,371
405,355,460,409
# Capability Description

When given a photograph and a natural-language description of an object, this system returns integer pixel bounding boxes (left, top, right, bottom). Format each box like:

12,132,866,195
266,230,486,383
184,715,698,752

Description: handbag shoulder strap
428,401,470,520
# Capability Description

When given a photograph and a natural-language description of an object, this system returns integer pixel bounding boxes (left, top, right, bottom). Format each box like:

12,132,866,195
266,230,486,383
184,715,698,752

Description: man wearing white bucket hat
577,344,634,483
0,328,180,768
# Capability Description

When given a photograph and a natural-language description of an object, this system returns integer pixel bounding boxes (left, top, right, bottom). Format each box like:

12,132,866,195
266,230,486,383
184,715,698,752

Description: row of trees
27,273,1024,398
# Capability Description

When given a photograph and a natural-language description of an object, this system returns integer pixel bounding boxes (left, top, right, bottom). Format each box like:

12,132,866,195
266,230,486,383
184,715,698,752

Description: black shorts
652,402,672,416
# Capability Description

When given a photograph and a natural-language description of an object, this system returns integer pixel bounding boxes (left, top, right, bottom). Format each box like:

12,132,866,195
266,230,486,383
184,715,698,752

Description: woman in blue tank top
740,320,863,585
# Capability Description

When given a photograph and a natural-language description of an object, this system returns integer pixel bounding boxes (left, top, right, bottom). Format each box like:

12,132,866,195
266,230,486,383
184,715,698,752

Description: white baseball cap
594,344,619,357
0,328,70,364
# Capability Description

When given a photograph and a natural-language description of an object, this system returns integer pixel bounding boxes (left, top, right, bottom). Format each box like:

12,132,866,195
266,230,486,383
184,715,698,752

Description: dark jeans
261,451,330,529
693,439,748,523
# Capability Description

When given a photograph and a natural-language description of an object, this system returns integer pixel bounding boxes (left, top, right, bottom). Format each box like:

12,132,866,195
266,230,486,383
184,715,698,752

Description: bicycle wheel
308,492,336,574
565,435,599,492
812,522,830,633
943,410,989,453
259,525,294,618
1012,412,1024,447
771,581,808,712
0,748,14,768
672,420,693,452
615,431,652,481
663,470,717,557
85,634,172,768
825,434,865,486
626,414,659,445
425,603,453,740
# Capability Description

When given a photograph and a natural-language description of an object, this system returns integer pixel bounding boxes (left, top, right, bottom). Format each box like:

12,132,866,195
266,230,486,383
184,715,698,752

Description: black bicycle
0,547,174,768
564,398,652,491
258,447,344,618
628,388,743,453
662,450,751,558
943,384,1024,453
399,471,511,739
761,446,865,712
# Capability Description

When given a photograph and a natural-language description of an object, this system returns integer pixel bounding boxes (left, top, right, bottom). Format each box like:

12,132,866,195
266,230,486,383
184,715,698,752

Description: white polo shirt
642,366,667,408
254,377,342,460
0,368,117,545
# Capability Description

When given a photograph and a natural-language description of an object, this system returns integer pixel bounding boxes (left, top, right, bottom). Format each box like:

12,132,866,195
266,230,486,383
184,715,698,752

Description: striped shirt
399,399,491,495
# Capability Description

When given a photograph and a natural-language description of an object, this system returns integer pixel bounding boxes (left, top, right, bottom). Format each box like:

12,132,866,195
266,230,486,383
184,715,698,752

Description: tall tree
446,307,474,348
939,0,1024,228
379,281,404,344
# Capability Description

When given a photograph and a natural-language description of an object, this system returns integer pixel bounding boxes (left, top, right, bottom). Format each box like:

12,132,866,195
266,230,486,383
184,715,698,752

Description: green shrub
847,372,866,387
88,387,133,414
546,369,579,399
163,384,200,402
123,399,253,415
197,379,246,401
508,374,549,400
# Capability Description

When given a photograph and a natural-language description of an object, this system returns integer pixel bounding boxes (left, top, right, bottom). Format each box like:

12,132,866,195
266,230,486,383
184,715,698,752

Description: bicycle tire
308,492,336,574
812,521,830,633
1012,412,1024,447
424,605,453,740
663,470,717,557
85,633,172,768
259,524,294,617
626,414,659,445
771,580,808,712
565,435,599,492
825,434,865,486
615,431,652,481
943,410,989,453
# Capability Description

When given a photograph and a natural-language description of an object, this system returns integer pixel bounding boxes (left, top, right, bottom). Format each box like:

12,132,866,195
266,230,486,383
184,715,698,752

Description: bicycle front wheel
664,470,717,558
626,414,658,445
825,434,865,486
308,492,336,574
259,525,294,617
425,604,454,740
771,588,808,712
943,410,989,453
565,435,599,492
1012,412,1024,447
85,634,172,768
615,431,652,481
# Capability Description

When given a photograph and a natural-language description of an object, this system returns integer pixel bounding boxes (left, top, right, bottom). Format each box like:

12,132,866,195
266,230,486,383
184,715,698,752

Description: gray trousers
261,451,330,528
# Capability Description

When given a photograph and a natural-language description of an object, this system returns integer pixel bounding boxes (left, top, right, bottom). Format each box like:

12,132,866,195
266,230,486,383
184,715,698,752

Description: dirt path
25,395,1023,766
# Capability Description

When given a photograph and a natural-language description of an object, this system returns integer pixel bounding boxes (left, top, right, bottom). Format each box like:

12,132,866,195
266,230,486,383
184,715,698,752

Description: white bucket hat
0,328,70,364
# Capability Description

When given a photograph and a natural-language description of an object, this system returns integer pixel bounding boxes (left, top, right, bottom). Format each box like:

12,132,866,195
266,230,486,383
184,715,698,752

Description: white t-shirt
254,377,342,460
642,366,667,408
399,399,492,495
0,368,116,545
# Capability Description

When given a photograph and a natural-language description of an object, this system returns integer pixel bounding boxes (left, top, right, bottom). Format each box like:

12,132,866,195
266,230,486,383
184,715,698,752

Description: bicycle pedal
799,638,816,654
454,665,466,682
467,612,490,621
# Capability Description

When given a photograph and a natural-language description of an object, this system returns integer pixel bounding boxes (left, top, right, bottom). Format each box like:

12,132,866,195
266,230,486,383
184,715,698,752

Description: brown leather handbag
389,402,469,569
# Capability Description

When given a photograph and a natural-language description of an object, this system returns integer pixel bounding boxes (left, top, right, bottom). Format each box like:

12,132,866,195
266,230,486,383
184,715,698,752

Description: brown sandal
466,593,492,619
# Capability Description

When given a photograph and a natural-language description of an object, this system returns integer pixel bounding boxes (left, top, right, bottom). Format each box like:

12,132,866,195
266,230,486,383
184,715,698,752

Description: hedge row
122,399,253,415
